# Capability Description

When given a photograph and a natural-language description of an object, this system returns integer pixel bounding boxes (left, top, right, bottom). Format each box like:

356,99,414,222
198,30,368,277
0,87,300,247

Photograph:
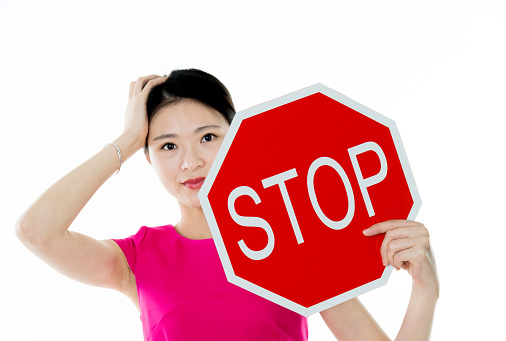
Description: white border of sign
199,83,421,317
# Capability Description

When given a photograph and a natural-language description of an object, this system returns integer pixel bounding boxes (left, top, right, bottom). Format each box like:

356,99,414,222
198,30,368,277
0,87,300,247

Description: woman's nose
181,147,204,172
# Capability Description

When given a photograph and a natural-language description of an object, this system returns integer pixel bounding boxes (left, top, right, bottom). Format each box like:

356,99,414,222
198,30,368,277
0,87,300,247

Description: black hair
145,68,235,146
144,69,235,154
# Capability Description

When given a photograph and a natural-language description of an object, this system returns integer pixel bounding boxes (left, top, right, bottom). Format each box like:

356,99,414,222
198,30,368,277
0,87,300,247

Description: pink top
112,224,308,341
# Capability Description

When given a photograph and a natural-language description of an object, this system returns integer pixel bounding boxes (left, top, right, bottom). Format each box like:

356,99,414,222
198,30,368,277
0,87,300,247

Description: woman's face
146,100,229,209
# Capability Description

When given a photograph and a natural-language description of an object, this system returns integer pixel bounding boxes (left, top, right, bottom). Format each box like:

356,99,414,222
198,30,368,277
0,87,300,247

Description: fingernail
363,228,371,236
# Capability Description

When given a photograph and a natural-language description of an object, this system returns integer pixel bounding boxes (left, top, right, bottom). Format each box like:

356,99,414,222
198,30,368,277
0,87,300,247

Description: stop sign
198,83,421,316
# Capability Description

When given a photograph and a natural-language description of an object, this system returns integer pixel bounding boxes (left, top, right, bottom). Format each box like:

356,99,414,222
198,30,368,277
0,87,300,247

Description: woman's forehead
148,100,228,136
154,100,225,122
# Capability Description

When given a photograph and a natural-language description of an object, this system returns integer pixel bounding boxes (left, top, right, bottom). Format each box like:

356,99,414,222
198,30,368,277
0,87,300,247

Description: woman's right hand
123,74,168,150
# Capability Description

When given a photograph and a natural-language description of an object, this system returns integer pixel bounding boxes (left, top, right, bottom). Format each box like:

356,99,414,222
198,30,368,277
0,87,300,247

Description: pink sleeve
111,226,148,275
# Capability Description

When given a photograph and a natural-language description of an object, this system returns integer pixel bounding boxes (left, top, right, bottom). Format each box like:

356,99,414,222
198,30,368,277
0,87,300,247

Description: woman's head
145,68,235,151
143,69,235,209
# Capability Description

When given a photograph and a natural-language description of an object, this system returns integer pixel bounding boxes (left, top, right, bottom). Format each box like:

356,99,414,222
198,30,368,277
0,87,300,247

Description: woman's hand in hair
123,75,168,150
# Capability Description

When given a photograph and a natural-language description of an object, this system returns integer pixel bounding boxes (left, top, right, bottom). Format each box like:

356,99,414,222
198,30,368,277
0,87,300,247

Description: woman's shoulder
112,224,176,253
145,224,175,232
141,224,177,240
121,224,175,239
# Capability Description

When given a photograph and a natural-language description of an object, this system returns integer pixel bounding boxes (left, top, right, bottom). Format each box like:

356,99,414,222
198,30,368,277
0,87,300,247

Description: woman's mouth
183,177,206,190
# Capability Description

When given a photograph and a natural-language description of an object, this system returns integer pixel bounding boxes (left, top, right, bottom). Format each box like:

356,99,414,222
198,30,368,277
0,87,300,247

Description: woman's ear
144,147,152,165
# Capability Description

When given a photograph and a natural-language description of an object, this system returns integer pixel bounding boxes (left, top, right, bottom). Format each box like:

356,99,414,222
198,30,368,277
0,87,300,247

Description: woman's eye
201,134,216,143
161,143,177,150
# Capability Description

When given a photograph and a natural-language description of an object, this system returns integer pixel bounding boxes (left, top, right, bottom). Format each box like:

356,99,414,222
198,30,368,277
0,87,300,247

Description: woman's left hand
363,220,439,296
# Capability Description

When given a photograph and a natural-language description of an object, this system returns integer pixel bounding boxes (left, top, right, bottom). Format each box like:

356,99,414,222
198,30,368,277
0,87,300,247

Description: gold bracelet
103,143,122,175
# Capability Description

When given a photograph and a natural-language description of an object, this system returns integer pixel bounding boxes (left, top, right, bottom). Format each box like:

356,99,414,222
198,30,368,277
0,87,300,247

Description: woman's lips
183,177,206,190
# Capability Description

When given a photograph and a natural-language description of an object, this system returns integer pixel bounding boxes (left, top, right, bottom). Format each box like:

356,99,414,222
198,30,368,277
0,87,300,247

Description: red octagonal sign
199,84,421,316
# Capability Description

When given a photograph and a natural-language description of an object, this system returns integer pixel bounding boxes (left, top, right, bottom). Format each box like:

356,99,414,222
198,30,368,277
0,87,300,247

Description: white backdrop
1,1,505,340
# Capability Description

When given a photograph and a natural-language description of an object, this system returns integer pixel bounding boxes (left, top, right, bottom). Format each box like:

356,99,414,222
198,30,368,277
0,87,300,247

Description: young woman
15,69,439,340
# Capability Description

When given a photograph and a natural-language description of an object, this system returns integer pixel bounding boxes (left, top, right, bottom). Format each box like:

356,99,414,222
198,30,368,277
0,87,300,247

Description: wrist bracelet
104,142,122,175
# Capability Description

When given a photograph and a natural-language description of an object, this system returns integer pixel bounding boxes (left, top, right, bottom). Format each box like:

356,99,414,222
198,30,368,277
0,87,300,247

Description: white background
1,0,505,340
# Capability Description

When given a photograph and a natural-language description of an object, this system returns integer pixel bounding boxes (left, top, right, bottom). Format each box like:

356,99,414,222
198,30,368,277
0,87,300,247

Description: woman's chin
178,200,203,210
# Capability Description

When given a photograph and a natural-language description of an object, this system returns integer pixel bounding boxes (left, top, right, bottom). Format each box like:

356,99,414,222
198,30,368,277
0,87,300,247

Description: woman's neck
175,203,213,240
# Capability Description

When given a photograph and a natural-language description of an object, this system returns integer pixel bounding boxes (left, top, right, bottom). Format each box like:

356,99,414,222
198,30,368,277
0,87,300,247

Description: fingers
384,237,421,270
379,225,427,265
130,74,168,98
129,81,135,100
140,75,168,95
363,219,419,236
132,74,159,95
363,220,430,270
363,220,437,291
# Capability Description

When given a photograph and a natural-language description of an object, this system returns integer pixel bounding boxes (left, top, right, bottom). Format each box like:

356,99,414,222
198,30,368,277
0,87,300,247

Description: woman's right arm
14,75,167,293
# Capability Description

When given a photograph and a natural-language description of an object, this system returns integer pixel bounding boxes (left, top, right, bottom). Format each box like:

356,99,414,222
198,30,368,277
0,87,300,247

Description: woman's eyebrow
153,125,222,141
153,133,177,141
194,125,222,134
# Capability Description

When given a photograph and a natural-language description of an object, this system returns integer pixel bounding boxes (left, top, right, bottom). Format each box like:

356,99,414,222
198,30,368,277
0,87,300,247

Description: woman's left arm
320,220,439,341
